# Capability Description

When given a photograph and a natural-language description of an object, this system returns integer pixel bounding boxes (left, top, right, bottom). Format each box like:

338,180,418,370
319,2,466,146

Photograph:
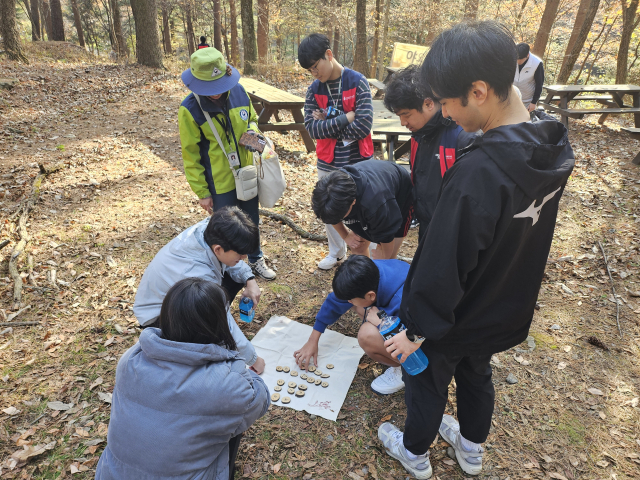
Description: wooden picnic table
372,100,411,162
239,77,316,153
540,84,640,127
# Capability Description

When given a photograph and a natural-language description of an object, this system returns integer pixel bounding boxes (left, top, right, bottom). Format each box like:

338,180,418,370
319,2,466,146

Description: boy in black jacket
384,65,476,238
377,22,574,479
311,159,413,260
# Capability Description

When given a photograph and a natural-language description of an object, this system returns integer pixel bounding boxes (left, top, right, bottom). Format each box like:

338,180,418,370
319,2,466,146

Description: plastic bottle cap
377,310,386,319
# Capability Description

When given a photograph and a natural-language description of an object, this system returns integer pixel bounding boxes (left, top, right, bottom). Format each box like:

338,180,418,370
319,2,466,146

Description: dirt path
1,48,639,479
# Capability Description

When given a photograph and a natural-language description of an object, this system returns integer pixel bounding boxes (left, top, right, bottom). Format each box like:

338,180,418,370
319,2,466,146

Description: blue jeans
211,190,262,263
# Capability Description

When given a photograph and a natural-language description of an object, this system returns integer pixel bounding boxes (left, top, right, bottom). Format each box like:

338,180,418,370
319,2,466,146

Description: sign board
390,42,430,69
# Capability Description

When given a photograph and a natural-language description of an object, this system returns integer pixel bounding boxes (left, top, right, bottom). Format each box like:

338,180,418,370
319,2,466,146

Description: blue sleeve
313,293,353,333
386,290,404,318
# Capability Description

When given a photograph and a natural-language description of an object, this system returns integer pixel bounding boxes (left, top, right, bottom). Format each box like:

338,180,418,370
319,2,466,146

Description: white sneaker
371,366,405,395
249,257,276,281
378,423,432,479
438,414,484,476
317,254,345,270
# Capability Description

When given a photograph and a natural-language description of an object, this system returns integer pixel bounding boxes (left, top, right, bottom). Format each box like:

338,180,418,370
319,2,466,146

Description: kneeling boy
133,206,265,373
293,255,409,394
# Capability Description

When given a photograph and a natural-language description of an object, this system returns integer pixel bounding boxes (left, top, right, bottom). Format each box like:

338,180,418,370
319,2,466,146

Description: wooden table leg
387,135,397,164
633,93,640,128
291,108,316,153
257,106,274,124
560,95,569,127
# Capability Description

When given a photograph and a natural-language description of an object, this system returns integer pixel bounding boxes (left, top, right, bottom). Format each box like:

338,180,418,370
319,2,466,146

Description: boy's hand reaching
293,330,321,369
250,356,265,374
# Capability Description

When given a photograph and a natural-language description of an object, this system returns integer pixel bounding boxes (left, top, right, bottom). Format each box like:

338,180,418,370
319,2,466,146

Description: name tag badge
227,151,240,167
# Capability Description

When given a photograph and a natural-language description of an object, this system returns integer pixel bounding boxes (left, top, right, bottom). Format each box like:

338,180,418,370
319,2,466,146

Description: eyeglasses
308,59,322,74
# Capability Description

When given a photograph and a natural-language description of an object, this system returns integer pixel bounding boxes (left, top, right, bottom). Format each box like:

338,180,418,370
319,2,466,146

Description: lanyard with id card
193,93,258,201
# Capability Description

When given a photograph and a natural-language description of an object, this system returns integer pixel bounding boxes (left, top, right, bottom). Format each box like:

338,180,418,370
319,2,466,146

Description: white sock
460,434,482,452
405,447,427,460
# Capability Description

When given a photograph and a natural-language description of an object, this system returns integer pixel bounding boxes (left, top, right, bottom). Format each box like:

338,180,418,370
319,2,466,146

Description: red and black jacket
409,112,471,231
311,68,374,163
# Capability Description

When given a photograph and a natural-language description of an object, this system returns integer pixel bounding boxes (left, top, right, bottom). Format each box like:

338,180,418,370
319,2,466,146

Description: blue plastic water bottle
239,297,255,323
377,310,428,375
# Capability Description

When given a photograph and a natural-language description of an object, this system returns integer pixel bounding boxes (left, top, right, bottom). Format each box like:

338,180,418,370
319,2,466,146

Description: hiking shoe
250,257,276,281
378,423,432,479
318,254,345,270
371,366,405,395
438,414,484,476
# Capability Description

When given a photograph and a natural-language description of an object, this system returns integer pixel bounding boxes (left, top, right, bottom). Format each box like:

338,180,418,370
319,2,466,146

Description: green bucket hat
181,48,241,96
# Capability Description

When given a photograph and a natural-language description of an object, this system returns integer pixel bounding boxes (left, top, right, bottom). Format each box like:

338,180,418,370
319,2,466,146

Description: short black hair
332,255,380,301
203,206,259,254
160,277,237,349
516,43,530,59
384,65,438,113
422,21,516,104
311,170,357,225
298,33,331,69
200,36,207,44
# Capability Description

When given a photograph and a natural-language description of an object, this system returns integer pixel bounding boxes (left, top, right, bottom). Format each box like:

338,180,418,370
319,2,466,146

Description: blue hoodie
95,328,270,480
313,259,410,333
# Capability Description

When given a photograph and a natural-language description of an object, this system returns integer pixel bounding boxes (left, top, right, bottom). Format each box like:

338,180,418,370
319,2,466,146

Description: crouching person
294,255,409,395
133,206,265,373
96,278,270,480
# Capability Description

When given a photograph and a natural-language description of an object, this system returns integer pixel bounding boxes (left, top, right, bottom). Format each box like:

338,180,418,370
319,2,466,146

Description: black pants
402,348,495,455
228,433,242,480
221,271,244,302
143,272,245,329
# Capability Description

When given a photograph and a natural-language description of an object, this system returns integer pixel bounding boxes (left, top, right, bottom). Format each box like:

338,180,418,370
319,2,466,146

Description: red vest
311,68,374,163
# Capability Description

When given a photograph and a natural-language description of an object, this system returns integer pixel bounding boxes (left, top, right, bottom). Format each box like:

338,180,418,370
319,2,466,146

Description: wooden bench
239,77,315,153
621,127,640,164
541,85,640,127
367,78,387,99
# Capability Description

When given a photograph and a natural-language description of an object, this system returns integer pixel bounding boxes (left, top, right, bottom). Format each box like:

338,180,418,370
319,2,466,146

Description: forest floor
0,44,639,480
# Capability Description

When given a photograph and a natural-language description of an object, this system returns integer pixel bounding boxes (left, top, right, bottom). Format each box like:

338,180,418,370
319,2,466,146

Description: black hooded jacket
401,111,575,356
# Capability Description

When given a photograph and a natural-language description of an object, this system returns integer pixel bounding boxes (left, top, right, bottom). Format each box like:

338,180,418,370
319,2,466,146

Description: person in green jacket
179,48,276,280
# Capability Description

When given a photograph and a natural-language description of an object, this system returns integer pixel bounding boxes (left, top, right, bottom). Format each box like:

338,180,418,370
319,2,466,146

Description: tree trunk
70,0,84,46
377,0,390,79
240,0,257,73
564,0,591,58
256,0,268,62
617,0,640,83
110,0,127,56
556,0,600,83
463,0,479,20
30,0,41,40
50,0,65,40
42,0,52,40
531,0,561,57
0,0,28,62
213,0,222,50
228,0,239,64
130,0,164,68
573,14,609,84
424,0,441,45
185,0,196,55
353,0,367,73
161,3,172,53
370,0,381,77
333,0,341,56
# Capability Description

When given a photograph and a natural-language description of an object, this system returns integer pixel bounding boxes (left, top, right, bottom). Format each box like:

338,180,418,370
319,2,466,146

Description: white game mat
250,316,365,421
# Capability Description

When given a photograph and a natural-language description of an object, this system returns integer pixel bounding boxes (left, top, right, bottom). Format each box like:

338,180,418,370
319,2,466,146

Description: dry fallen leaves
588,387,604,396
